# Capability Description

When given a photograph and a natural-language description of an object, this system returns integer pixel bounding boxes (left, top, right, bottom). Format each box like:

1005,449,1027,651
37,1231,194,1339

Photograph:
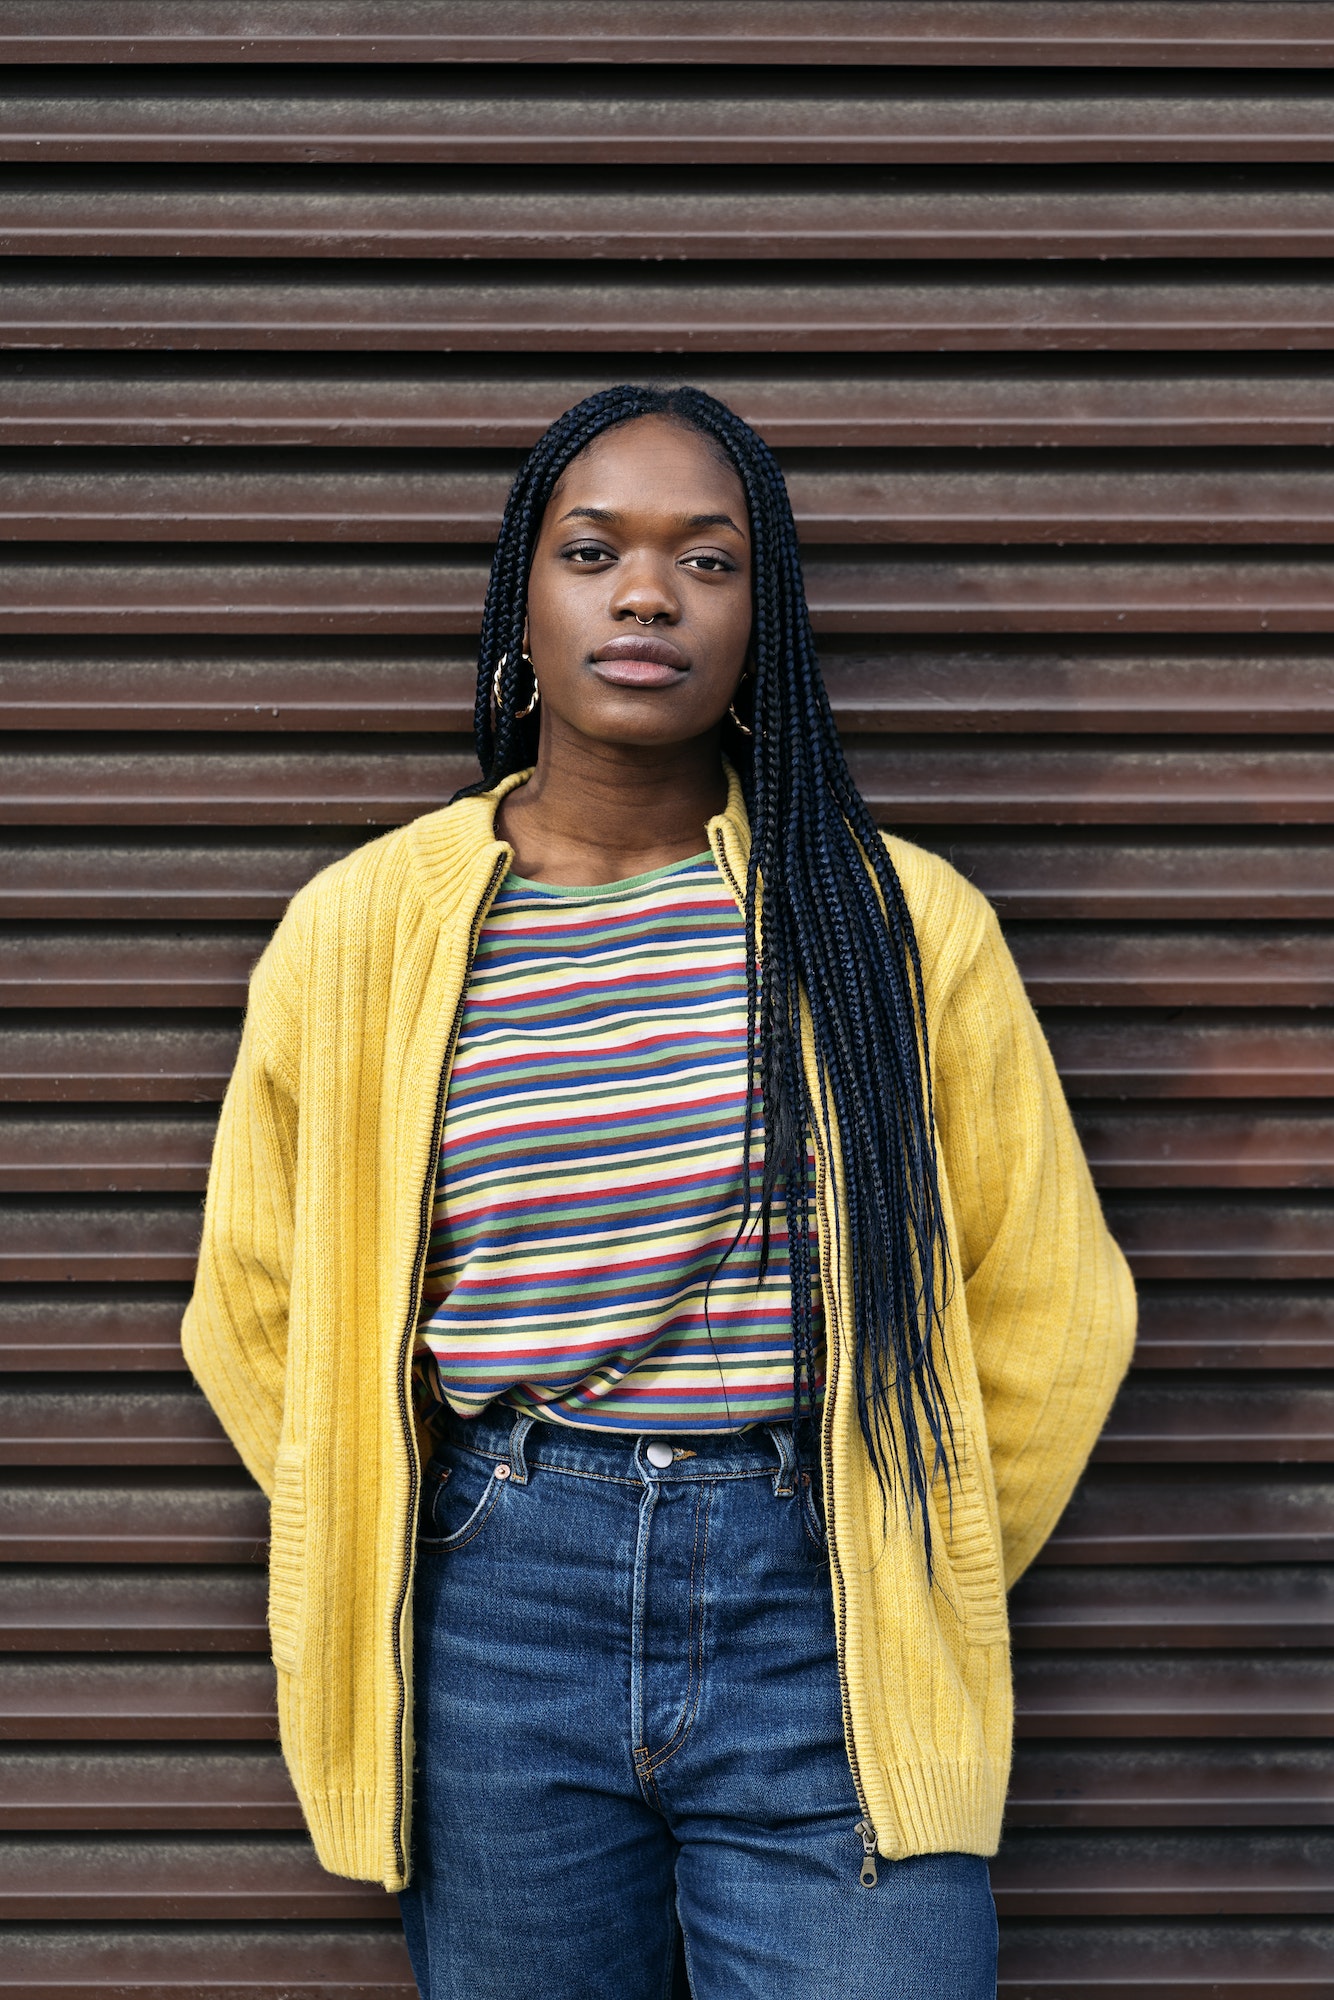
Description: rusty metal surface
13,920,1334,1010
5,265,1334,351
0,2,1330,67
0,1743,301,1830
8,548,1334,636
0,1288,191,1372
0,1921,414,1996
0,1568,266,1650
0,1656,277,1739
5,77,1334,167
5,358,1333,450
0,13,1331,1989
1133,1289,1334,1371
0,1833,395,1919
8,449,1334,545
992,1829,1334,1914
0,1472,266,1563
1010,1565,1334,1648
5,170,1334,262
1007,1741,1334,1827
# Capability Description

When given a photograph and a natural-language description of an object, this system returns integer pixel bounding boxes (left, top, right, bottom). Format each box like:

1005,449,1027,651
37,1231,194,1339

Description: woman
183,385,1135,1999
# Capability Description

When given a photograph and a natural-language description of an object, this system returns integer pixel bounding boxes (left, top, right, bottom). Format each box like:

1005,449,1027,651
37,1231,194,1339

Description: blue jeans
400,1408,998,2000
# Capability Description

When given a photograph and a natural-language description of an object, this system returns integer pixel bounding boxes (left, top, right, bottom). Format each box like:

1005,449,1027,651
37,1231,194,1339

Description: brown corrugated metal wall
2,3,1333,1991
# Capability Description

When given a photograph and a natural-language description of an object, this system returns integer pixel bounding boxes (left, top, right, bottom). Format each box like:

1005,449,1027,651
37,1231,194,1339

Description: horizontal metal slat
0,1471,265,1563
8,1282,1328,1378
10,1102,1334,1192
0,1108,219,1192
0,736,473,826
6,77,1334,167
0,832,361,921
1074,1102,1334,1189
0,1568,265,1652
6,1463,1333,1566
0,1833,392,1920
7,1827,1334,1921
1008,1740,1334,1828
1044,1015,1334,1098
0,1287,188,1371
1135,1287,1334,1370
4,263,1333,351
1012,926,1334,1006
4,1189,1330,1283
0,1381,233,1467
0,1657,276,1740
5,358,1332,450
998,1918,1334,1992
3,1560,1316,1655
9,447,1334,546
8,547,1334,636
2,2,1330,68
1046,1465,1334,1563
0,1197,201,1283
0,926,267,1009
1097,1380,1334,1462
992,1828,1334,1916
0,1743,299,1831
1011,1566,1334,1648
1014,1652,1334,1736
5,831,1332,923
0,1018,239,1102
0,1921,412,1997
9,1013,1334,1104
5,170,1334,261
8,922,1333,1012
8,642,1334,735
6,1372,1328,1470
7,733,1334,825
930,832,1334,921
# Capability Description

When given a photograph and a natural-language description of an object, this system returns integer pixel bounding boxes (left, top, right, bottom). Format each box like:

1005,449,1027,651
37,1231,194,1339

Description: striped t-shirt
414,849,822,1432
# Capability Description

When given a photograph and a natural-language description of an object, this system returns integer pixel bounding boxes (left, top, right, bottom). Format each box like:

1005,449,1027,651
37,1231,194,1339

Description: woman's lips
591,633,689,690
592,656,687,689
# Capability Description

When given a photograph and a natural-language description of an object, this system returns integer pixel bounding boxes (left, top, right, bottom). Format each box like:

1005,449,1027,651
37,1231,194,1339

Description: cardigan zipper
389,851,509,1880
706,824,877,1856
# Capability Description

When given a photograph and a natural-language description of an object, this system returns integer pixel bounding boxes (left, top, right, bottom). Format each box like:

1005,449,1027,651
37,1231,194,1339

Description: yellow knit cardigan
182,766,1135,1891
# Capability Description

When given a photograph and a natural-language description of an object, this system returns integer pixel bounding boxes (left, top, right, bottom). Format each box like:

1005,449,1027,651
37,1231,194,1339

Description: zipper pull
855,1819,879,1888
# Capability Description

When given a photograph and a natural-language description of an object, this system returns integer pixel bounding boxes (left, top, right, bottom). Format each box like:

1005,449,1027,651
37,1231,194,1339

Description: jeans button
645,1440,674,1470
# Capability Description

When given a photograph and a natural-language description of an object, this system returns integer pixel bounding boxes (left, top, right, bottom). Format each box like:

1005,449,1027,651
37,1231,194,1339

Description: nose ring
634,614,658,625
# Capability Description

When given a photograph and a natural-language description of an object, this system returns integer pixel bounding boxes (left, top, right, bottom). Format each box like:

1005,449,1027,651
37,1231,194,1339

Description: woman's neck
495,727,728,887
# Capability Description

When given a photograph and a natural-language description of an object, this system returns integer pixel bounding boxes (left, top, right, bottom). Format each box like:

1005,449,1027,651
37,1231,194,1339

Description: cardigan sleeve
180,920,303,1499
931,892,1137,1587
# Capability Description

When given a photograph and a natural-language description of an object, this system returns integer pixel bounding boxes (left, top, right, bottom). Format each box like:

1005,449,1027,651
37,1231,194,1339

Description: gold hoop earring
727,702,753,738
493,652,540,721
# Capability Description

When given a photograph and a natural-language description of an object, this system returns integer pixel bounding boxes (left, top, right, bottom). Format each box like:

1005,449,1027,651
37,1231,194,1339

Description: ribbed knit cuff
875,1758,1008,1859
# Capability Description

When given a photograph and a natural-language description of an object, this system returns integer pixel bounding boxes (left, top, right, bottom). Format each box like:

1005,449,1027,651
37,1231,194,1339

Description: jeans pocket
418,1445,509,1554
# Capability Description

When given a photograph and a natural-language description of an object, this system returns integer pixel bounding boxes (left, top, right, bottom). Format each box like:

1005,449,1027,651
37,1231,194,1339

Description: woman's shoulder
263,794,501,967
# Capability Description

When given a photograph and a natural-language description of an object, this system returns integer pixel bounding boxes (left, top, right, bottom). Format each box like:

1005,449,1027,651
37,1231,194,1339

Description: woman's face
522,414,753,752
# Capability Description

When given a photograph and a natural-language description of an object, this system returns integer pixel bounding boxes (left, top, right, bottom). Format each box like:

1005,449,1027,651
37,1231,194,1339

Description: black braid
456,384,954,1569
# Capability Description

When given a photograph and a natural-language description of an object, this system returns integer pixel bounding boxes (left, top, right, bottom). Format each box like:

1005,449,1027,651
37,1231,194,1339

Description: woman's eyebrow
556,504,746,535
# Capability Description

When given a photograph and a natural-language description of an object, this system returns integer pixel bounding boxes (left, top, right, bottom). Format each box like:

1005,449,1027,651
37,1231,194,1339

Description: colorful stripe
415,850,822,1432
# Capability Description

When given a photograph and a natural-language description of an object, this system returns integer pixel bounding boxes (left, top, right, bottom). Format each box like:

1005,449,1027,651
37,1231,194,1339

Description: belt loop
507,1412,535,1485
765,1423,797,1498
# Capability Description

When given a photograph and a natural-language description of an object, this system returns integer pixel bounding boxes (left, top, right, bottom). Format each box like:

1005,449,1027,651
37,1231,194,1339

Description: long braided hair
463,384,954,1561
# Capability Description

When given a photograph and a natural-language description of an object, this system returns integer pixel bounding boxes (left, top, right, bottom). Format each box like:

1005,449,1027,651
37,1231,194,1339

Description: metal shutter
2,4,1332,1992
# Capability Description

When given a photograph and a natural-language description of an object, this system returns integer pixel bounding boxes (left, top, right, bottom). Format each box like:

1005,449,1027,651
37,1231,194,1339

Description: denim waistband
436,1402,815,1494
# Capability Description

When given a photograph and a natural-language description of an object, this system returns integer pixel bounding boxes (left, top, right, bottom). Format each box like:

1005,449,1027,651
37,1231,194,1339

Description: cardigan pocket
931,1453,1009,1647
267,1444,308,1676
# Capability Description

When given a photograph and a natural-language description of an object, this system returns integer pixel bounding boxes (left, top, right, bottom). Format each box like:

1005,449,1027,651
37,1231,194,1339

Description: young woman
184,385,1135,1999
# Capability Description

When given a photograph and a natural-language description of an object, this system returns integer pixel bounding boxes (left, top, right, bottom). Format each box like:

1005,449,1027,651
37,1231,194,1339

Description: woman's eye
684,554,734,573
564,544,611,564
